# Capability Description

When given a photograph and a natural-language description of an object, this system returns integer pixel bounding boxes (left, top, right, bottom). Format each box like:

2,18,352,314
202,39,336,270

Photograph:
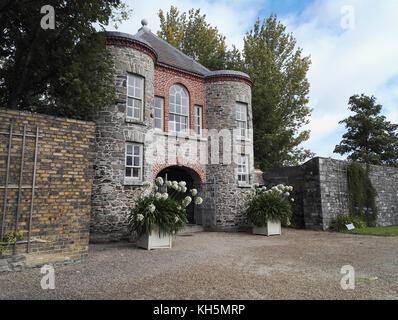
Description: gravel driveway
1,229,397,300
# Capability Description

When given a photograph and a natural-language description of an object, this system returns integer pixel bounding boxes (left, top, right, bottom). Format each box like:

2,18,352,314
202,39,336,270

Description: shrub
246,184,293,227
330,214,367,232
127,178,203,236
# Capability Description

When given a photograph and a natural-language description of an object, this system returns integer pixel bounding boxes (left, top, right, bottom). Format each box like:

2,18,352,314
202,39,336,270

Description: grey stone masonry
205,80,254,230
262,157,398,230
91,45,155,242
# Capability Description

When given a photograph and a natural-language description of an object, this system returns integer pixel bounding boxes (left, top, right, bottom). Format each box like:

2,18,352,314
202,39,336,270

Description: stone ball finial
141,19,148,27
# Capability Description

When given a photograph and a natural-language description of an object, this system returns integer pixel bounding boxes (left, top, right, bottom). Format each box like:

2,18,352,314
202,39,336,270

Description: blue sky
114,0,398,162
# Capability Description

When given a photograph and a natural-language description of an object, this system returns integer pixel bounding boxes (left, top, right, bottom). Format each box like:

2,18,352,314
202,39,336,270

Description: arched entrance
156,166,201,225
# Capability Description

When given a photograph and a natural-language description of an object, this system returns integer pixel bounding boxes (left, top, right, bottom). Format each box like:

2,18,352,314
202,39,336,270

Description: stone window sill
124,178,143,186
126,118,146,126
237,183,252,188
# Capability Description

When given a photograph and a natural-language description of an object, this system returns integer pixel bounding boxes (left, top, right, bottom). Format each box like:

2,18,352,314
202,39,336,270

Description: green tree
0,0,131,120
158,6,238,71
334,94,398,166
243,16,313,169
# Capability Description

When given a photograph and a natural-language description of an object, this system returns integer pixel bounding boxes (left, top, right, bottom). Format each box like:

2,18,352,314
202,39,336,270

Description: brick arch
152,159,206,184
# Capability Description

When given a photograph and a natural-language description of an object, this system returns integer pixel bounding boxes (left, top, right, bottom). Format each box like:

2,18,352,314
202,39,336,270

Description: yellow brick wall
0,109,95,265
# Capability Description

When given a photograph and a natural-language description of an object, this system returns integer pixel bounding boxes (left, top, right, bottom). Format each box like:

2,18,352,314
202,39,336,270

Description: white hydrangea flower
175,216,180,223
253,183,260,188
179,181,187,187
190,189,198,196
136,214,144,222
148,204,156,213
155,177,164,186
194,197,203,205
177,205,182,210
162,193,169,200
172,181,179,190
285,192,290,197
143,181,152,189
165,180,173,188
183,196,192,207
291,198,295,202
155,192,162,200
181,186,187,193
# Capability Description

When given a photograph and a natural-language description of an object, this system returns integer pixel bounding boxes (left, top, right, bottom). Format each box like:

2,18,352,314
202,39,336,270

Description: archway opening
156,166,201,225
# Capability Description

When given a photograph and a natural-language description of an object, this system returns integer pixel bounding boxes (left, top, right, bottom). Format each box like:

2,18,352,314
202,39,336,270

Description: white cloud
285,0,398,158
113,0,265,50
111,0,398,160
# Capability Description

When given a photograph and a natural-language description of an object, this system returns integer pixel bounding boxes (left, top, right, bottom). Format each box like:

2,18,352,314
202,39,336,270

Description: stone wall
91,44,155,243
262,157,398,230
0,108,95,270
205,80,254,230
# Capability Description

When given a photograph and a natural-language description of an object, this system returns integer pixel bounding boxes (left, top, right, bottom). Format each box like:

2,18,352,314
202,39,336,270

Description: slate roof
106,27,251,80
135,27,210,76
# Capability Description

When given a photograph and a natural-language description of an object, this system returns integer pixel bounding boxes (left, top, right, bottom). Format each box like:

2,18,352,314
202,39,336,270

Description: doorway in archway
156,166,201,225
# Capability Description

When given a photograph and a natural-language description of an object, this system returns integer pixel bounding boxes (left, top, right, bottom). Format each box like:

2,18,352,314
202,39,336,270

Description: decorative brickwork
0,108,95,269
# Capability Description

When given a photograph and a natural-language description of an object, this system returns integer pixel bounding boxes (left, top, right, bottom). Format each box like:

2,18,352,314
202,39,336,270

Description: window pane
128,86,135,97
133,168,139,178
126,145,133,154
126,167,131,177
134,156,140,166
134,146,140,155
126,156,132,166
127,106,133,117
127,97,134,106
133,108,140,119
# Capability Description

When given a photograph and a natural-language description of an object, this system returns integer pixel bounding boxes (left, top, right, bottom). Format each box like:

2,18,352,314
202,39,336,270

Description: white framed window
236,102,248,138
169,84,189,132
126,74,144,121
154,97,164,130
194,105,202,135
237,154,249,183
125,143,143,180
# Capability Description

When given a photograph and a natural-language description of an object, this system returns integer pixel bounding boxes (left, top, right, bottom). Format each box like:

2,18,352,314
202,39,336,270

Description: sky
111,0,398,161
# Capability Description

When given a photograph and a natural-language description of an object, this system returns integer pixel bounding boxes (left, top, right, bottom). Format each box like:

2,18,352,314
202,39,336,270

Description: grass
346,225,398,236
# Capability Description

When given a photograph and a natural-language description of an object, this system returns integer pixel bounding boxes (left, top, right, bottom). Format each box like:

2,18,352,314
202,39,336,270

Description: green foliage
0,0,132,120
246,184,293,227
127,179,202,236
243,16,314,169
347,226,398,236
0,231,22,255
128,195,187,237
157,6,242,71
346,162,378,226
330,214,367,232
334,94,398,167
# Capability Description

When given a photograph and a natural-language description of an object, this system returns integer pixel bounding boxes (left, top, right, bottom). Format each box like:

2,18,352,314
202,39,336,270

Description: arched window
169,84,189,132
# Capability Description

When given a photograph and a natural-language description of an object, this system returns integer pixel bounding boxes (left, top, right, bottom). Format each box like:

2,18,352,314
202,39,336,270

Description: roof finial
141,19,148,27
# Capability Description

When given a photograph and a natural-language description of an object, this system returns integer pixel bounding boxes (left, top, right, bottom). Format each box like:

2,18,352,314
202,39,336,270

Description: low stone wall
0,109,95,270
262,157,398,230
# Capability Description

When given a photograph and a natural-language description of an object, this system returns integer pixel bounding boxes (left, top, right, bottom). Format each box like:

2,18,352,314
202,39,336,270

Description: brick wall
154,65,207,134
0,109,95,268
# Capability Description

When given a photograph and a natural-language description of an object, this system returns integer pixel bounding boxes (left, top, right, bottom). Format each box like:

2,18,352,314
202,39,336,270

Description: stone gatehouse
90,21,255,242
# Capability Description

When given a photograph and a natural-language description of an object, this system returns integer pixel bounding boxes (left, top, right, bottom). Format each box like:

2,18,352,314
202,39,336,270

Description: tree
243,16,313,169
158,6,238,71
0,0,131,120
334,94,398,166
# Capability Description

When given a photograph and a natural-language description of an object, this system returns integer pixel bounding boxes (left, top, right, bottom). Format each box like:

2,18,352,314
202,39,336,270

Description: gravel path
1,229,397,300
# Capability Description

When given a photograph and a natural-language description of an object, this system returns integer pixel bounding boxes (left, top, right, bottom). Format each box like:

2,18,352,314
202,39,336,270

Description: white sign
346,223,355,230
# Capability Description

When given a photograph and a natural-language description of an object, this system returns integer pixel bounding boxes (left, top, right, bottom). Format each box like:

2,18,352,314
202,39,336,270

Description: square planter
136,226,172,250
252,220,281,236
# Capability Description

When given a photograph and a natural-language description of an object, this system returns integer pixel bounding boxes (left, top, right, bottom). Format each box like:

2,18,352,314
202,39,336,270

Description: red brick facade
154,64,207,135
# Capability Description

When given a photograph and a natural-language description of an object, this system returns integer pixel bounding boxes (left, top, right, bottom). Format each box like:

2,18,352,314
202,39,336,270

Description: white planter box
252,220,281,236
136,226,172,250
